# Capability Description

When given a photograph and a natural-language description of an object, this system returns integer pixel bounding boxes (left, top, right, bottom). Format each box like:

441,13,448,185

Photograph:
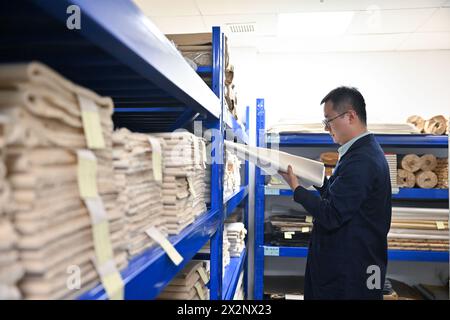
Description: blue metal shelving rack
254,98,449,299
3,0,249,300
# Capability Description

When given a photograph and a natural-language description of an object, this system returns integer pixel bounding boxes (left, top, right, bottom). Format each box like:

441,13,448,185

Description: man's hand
278,165,300,191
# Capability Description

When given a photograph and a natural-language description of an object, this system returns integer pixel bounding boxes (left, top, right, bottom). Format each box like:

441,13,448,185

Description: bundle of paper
224,150,241,199
0,62,126,299
154,133,207,235
225,141,325,188
267,122,420,134
225,222,246,257
385,154,398,189
388,207,449,251
435,158,448,189
112,128,166,259
265,215,313,247
0,119,23,300
157,260,210,300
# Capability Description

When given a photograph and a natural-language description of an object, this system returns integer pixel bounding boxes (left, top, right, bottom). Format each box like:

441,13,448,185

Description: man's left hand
278,165,300,191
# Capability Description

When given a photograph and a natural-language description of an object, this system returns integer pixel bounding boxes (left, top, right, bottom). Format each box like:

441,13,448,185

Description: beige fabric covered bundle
0,117,23,300
112,128,166,259
157,260,210,300
388,207,448,251
154,132,207,235
0,62,126,299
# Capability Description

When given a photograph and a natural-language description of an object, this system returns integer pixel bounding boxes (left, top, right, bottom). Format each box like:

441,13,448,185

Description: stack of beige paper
166,33,238,119
0,117,23,300
0,62,127,299
388,207,449,251
385,154,398,189
267,122,420,134
157,260,210,300
224,150,241,199
198,239,230,272
154,132,207,235
225,222,246,257
435,158,448,189
112,128,166,259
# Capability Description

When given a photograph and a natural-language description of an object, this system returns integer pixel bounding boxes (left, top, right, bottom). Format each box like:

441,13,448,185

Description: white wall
232,49,450,127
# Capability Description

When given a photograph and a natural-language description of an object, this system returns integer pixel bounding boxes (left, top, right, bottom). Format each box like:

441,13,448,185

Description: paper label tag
197,268,209,285
103,271,125,300
193,137,200,166
187,176,197,198
77,150,98,198
92,258,124,300
301,227,310,233
284,231,294,239
194,282,205,300
145,226,183,265
264,246,279,256
92,220,114,266
147,136,162,182
84,197,108,225
78,95,105,149
269,134,280,144
285,294,303,300
436,221,446,230
201,140,207,168
265,187,280,195
305,216,313,223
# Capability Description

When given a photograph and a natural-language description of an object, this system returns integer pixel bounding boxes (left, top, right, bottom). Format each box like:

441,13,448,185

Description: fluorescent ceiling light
278,11,355,36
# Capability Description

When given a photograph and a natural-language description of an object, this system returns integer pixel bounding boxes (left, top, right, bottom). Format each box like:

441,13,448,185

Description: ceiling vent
226,22,256,34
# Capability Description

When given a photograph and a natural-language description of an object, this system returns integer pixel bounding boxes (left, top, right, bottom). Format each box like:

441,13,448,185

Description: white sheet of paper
225,141,325,188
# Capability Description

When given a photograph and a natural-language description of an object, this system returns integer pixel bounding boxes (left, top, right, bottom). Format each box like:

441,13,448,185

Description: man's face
323,101,349,145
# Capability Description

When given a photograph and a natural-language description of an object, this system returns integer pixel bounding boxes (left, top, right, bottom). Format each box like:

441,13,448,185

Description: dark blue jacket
293,134,391,300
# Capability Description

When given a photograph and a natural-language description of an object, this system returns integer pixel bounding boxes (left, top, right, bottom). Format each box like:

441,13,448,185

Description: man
280,86,391,300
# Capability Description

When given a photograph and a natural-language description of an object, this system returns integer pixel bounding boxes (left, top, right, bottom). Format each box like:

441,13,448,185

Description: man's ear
348,109,357,123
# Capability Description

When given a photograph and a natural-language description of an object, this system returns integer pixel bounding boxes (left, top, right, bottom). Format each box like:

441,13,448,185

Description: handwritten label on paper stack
78,94,105,149
145,226,183,266
436,221,446,230
77,150,98,198
77,150,124,300
148,136,162,182
197,268,209,285
284,231,295,239
194,282,206,300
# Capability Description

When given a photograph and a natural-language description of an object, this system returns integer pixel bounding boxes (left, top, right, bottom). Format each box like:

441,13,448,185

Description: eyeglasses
322,112,348,128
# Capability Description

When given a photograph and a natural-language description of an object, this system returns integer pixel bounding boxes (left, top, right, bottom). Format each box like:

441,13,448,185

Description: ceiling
133,0,450,52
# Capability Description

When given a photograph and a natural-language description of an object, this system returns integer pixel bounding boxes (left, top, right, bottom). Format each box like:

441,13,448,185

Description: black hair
321,86,367,125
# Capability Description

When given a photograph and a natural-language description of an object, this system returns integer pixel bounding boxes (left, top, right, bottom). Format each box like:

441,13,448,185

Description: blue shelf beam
78,209,220,300
264,187,449,200
222,248,247,300
4,0,221,132
224,186,249,218
196,66,213,74
267,133,448,148
262,246,449,263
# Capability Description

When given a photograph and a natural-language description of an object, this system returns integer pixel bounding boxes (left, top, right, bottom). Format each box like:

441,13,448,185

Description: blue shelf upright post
243,105,251,299
254,99,266,299
208,26,225,300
